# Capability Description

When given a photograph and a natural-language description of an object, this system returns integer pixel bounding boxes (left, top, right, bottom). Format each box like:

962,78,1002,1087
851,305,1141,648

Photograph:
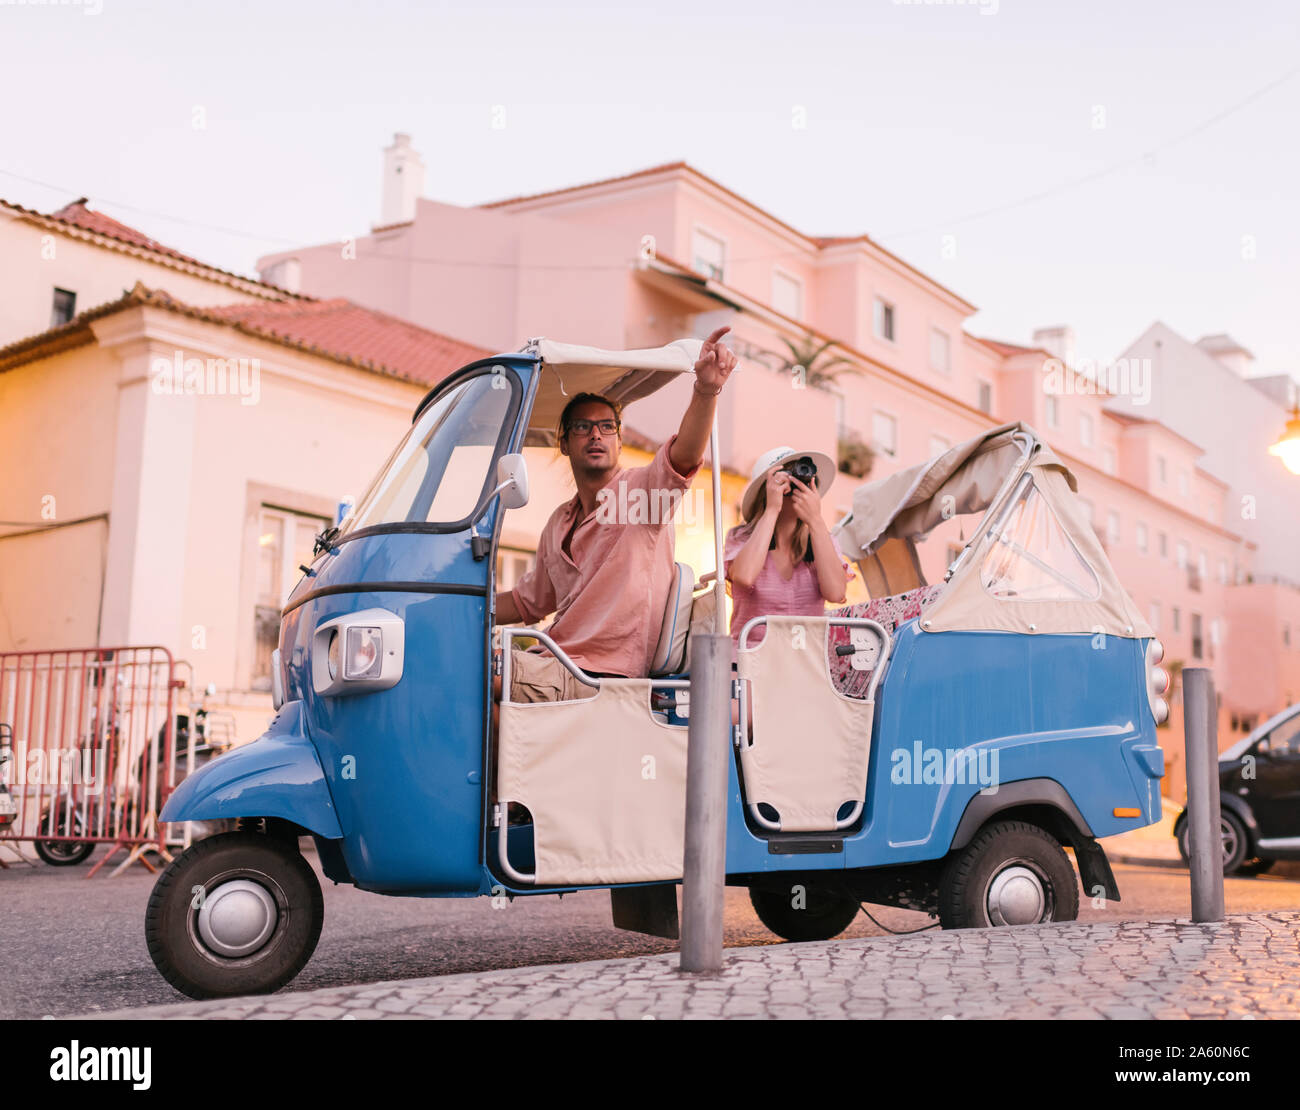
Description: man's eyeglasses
566,419,620,438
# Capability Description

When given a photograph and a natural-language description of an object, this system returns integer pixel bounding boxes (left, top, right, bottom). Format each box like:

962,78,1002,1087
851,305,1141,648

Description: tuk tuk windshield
342,370,515,533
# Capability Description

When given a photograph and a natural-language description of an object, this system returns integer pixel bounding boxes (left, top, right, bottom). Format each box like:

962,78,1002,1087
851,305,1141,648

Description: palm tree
778,333,858,388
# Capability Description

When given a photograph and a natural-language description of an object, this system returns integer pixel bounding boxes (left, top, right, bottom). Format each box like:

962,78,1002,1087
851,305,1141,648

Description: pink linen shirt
511,436,699,676
723,522,851,652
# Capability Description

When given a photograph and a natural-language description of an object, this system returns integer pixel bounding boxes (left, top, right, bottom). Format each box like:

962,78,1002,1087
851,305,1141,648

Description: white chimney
1032,324,1076,368
381,132,425,226
261,257,301,293
1195,333,1255,378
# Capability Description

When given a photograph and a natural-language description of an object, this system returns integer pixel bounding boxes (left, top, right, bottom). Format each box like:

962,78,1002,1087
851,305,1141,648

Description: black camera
782,456,818,488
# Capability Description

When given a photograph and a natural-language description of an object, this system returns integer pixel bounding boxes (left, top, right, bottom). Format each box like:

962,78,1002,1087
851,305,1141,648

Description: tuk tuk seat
649,562,697,678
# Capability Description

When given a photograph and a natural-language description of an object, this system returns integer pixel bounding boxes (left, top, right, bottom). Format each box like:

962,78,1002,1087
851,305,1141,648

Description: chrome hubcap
197,879,278,957
1220,819,1238,865
986,865,1047,926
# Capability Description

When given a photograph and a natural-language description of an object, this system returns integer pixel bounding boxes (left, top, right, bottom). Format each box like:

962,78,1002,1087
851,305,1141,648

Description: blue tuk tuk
146,337,1169,999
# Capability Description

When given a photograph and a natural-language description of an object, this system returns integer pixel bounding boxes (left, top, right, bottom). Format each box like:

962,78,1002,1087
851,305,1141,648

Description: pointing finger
703,326,731,347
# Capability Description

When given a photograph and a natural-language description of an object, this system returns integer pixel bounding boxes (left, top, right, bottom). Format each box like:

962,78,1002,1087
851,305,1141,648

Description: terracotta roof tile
0,196,308,300
203,297,492,386
0,284,492,387
49,197,203,266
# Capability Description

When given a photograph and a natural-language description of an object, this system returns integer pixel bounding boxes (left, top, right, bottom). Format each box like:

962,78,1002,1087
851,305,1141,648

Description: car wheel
145,830,323,999
1177,811,1249,875
749,886,861,942
939,820,1079,929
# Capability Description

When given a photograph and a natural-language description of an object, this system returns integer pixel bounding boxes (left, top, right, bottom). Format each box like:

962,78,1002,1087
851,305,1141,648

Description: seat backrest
649,562,695,676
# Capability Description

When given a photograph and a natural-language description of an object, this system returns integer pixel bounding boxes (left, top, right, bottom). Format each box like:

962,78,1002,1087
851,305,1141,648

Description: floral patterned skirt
826,584,944,697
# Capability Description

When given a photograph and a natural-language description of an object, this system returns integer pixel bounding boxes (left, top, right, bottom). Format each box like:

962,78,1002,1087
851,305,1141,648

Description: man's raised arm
669,326,739,474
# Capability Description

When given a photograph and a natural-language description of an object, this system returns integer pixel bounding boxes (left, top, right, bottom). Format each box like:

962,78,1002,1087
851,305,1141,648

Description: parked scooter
0,725,17,831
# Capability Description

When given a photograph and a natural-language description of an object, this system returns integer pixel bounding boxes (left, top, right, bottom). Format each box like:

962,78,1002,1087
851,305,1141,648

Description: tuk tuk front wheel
938,820,1079,930
748,886,861,942
145,831,323,1000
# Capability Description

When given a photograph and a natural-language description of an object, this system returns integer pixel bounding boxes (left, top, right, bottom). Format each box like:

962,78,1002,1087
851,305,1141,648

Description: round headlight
1150,666,1170,696
1148,637,1165,666
327,630,340,680
1153,697,1169,725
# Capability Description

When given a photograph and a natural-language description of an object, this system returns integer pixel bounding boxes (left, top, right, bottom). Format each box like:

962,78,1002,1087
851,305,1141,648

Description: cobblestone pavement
87,912,1300,1020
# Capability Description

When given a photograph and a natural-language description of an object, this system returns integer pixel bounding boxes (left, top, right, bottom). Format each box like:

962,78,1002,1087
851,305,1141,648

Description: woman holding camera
724,446,851,652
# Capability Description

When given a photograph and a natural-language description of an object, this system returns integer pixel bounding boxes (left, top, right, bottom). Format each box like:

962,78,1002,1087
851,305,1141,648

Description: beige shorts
508,648,599,703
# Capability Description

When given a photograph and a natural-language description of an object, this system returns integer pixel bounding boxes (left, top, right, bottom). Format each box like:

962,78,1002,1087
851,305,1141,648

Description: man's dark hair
558,392,623,441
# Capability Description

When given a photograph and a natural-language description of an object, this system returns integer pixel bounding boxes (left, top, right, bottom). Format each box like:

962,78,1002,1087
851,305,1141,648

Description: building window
1135,521,1148,554
1285,624,1292,649
976,379,993,415
1156,455,1167,484
1216,558,1227,584
496,546,535,593
1102,446,1116,474
1176,541,1188,570
1172,606,1181,634
1158,531,1168,559
873,297,896,343
1106,510,1120,546
692,228,726,280
929,434,951,458
771,269,803,320
929,327,951,374
50,288,77,327
872,410,898,457
1080,413,1094,448
1191,613,1203,660
253,505,331,689
1045,396,1060,428
1149,601,1161,631
1178,471,1190,497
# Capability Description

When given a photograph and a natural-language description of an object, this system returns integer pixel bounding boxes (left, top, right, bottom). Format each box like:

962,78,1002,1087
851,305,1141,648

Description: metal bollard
679,633,731,972
1183,667,1225,923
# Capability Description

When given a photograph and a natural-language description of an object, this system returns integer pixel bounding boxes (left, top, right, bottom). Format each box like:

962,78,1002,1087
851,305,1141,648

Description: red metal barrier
0,647,177,876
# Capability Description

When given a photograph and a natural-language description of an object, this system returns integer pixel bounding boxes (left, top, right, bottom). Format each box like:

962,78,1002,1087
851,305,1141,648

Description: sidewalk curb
1109,854,1185,870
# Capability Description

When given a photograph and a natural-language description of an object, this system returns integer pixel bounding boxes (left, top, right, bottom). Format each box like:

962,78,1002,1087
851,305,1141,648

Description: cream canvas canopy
833,422,1152,638
522,337,704,446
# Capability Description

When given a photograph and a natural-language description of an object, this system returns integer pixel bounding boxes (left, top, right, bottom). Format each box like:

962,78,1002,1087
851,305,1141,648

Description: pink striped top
723,522,851,651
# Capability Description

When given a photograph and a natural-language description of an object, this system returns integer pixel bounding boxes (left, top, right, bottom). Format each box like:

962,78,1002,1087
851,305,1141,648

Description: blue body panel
283,572,491,893
720,621,1163,876
159,701,343,839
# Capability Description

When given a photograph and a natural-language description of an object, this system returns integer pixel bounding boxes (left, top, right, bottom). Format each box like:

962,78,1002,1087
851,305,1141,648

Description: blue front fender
160,701,343,839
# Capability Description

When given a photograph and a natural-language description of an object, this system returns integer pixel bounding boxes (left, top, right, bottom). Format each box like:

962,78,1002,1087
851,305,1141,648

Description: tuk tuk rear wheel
749,886,861,942
938,820,1079,930
145,831,323,999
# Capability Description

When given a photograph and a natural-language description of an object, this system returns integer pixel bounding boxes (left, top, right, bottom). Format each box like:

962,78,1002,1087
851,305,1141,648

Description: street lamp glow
1268,406,1300,475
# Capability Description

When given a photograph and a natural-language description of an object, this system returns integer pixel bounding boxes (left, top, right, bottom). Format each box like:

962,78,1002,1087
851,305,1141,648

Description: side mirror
494,453,529,510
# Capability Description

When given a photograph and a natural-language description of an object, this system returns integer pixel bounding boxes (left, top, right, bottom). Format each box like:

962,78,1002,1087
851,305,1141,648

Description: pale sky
4,0,1298,377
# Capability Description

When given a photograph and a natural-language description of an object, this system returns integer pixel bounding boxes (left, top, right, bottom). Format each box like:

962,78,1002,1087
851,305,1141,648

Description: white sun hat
740,446,836,522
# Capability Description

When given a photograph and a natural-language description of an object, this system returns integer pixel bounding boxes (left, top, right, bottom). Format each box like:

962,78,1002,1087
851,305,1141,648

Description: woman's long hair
746,483,813,563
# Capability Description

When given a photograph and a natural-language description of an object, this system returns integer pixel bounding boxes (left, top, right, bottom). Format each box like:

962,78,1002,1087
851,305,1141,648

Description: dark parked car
1174,702,1300,875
